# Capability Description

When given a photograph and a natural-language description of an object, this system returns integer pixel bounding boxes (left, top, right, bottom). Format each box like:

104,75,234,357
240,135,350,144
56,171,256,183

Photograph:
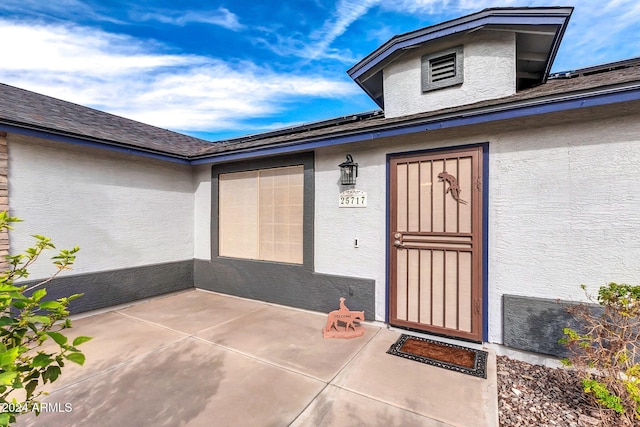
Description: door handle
393,239,405,248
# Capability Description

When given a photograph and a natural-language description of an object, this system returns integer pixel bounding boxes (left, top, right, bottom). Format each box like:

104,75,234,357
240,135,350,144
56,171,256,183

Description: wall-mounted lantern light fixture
339,154,358,185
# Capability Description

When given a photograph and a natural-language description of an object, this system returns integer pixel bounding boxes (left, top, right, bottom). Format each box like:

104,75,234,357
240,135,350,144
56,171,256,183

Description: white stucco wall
314,149,387,317
8,135,194,279
487,114,640,343
193,164,212,260
315,137,476,322
383,31,516,118
314,111,640,344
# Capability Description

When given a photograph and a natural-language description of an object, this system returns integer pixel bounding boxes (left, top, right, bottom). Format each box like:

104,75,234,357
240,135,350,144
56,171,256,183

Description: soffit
348,7,574,108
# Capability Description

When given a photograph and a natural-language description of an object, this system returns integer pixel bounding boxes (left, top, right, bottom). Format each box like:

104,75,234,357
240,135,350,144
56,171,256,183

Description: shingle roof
347,6,574,107
1,59,639,162
0,83,214,158
192,61,640,158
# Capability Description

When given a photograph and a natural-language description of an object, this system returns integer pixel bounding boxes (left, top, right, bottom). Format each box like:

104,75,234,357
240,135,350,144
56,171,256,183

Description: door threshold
387,324,485,350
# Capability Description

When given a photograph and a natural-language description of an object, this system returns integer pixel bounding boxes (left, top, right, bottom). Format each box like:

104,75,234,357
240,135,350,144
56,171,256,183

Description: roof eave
541,8,573,83
348,7,574,105
0,121,192,164
190,82,640,165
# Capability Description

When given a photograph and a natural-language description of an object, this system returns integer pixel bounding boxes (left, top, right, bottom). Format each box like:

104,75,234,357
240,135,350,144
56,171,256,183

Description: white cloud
0,19,357,132
381,1,640,70
108,64,357,130
0,1,244,31
134,7,245,31
2,1,636,137
381,0,532,14
253,30,359,64
308,0,382,57
0,0,125,24
0,21,202,75
256,0,382,63
562,1,640,67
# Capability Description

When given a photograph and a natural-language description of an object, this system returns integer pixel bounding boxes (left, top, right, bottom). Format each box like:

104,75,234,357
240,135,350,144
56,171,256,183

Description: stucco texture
314,147,387,320
193,164,212,260
13,106,638,347
383,30,516,118
313,109,640,343
488,113,640,343
8,134,194,279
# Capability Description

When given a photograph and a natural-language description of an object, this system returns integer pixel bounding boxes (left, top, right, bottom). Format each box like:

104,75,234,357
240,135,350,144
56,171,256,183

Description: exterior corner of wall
0,133,8,271
193,164,212,260
487,287,503,345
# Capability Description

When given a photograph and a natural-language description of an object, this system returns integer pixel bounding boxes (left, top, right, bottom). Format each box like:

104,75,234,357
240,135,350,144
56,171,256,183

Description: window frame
211,152,314,270
421,45,464,92
218,165,304,264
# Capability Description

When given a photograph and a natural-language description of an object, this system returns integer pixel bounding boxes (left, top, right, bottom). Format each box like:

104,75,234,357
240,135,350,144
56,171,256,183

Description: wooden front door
389,147,483,341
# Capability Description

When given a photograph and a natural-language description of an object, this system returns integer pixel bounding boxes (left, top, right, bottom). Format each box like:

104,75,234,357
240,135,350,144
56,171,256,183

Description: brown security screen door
390,147,483,341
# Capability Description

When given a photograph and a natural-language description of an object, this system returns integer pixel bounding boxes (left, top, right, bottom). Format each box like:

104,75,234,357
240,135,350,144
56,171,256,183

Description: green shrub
560,282,640,426
0,212,89,426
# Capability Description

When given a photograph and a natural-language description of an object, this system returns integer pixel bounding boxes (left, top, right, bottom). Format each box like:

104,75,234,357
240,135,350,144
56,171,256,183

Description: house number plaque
339,189,367,208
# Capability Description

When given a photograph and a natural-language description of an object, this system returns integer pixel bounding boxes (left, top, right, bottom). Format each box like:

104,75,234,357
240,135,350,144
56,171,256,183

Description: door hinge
474,299,481,314
474,177,482,192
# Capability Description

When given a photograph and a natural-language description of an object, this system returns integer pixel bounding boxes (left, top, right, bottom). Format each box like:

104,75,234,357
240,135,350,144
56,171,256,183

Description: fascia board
0,122,191,164
349,14,570,81
190,84,640,166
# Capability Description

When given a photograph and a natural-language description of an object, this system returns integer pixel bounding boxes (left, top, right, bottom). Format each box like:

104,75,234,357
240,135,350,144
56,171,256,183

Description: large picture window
218,165,304,264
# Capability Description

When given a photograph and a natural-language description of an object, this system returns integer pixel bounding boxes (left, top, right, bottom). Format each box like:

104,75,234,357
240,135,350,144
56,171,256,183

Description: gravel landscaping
497,355,606,426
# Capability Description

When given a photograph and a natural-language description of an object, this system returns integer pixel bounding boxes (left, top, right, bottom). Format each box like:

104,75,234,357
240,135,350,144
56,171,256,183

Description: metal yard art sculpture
322,297,365,338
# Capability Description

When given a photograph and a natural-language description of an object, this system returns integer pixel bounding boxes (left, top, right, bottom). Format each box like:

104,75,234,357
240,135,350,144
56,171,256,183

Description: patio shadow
18,338,223,427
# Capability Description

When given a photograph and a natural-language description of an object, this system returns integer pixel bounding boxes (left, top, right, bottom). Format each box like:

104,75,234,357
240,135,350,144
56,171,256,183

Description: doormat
386,334,488,378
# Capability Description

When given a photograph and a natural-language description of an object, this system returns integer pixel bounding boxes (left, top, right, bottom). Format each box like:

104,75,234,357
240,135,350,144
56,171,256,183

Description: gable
382,30,516,118
348,7,573,112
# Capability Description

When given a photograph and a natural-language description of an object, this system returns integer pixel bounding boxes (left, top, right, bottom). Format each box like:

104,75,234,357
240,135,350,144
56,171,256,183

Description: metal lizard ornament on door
437,171,468,205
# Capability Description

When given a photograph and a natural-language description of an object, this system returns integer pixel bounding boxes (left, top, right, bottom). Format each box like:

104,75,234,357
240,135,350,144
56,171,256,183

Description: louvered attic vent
431,54,456,82
422,46,464,92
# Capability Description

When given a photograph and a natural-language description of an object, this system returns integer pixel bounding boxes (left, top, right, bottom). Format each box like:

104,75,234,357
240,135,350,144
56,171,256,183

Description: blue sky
0,1,638,141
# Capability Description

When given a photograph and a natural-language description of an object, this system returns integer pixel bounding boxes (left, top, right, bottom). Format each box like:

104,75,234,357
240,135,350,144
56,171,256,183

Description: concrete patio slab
37,311,188,393
196,303,377,381
291,385,453,427
332,328,499,427
13,290,498,427
118,290,266,335
19,337,325,427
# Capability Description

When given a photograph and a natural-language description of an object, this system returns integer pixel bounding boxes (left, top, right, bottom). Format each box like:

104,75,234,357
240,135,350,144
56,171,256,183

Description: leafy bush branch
0,211,89,426
560,282,640,426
